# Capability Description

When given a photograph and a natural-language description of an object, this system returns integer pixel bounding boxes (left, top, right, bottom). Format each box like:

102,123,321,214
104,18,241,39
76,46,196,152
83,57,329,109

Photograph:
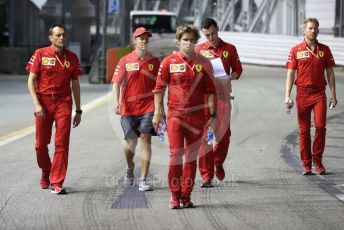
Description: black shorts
120,112,156,140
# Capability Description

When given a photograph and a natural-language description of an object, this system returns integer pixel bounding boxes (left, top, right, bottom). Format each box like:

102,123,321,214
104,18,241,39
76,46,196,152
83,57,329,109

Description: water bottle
286,99,294,114
206,127,214,145
329,99,334,110
157,121,167,141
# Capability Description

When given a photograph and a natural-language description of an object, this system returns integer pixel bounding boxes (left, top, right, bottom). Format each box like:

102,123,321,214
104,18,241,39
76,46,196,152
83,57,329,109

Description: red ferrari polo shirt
196,39,242,77
112,50,160,116
26,46,82,95
286,39,335,89
196,39,243,94
153,52,215,111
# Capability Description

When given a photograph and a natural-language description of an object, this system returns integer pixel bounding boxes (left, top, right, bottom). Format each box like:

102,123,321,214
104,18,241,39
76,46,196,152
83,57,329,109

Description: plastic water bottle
157,121,167,141
206,127,214,145
329,100,334,110
286,99,294,114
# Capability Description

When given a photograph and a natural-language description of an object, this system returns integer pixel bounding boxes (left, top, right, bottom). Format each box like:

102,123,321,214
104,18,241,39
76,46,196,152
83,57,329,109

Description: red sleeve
203,59,216,94
325,47,335,68
152,57,169,93
152,58,160,77
286,47,297,69
71,54,82,80
230,46,243,77
26,50,41,74
111,57,126,84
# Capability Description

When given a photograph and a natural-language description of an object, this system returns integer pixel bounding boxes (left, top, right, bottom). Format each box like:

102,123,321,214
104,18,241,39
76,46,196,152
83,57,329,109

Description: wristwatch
210,112,217,118
75,110,83,114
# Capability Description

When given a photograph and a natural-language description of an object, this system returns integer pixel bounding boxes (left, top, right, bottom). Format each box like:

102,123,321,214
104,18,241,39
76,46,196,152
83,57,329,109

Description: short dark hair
48,23,65,35
201,18,218,29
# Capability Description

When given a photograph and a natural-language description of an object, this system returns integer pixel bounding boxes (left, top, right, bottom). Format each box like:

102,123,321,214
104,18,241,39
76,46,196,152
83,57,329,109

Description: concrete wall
306,0,336,34
207,31,344,67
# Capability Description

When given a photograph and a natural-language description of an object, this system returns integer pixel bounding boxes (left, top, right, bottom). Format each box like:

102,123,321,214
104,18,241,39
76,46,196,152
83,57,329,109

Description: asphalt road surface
1,64,343,230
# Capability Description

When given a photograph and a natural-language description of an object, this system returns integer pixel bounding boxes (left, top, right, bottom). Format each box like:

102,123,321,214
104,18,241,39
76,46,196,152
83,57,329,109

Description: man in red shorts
285,18,337,175
112,27,160,191
195,18,243,187
153,24,216,209
27,23,82,194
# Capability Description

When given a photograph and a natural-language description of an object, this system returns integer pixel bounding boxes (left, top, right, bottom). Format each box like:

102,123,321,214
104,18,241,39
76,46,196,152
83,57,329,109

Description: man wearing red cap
26,23,82,194
153,24,216,209
195,18,243,187
112,27,160,191
285,18,337,175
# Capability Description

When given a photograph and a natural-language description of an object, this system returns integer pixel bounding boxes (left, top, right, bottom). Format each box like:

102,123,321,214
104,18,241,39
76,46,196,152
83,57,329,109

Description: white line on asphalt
0,93,112,147
335,194,344,202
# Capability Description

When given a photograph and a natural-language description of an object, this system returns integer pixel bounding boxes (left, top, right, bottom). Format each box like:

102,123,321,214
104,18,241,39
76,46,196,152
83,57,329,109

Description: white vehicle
130,10,178,58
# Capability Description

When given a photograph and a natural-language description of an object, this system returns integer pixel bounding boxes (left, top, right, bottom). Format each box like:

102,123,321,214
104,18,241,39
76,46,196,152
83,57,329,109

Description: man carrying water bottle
196,18,243,187
285,18,337,175
112,27,160,191
152,24,216,209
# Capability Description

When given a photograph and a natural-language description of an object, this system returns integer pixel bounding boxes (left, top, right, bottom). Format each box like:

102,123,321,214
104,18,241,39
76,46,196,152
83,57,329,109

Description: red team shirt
153,52,215,111
286,40,335,89
112,51,160,116
26,46,82,95
195,39,242,94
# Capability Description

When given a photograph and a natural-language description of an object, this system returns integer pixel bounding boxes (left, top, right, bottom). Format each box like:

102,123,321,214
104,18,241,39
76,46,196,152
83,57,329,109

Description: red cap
133,27,152,38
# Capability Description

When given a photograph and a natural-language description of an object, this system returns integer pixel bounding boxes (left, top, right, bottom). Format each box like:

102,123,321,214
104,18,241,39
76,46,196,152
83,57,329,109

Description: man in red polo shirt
285,18,337,175
27,23,82,194
152,24,216,209
112,27,160,191
195,18,243,187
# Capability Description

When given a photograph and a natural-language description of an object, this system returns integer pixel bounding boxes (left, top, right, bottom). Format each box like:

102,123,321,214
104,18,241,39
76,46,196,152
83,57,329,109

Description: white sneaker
138,179,153,191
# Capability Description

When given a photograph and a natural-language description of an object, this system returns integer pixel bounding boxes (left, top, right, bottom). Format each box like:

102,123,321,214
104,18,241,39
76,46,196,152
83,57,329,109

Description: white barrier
199,32,344,66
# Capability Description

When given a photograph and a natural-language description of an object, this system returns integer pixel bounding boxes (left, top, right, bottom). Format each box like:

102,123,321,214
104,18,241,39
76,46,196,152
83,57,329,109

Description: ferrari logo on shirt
296,51,310,59
148,64,154,71
126,63,139,71
42,57,56,66
65,61,70,68
200,50,214,58
195,64,202,72
170,64,186,73
222,51,229,58
318,51,324,58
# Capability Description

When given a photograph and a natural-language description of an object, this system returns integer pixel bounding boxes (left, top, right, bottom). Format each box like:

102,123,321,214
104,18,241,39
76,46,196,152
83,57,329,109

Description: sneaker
40,171,50,189
138,179,153,191
51,184,67,194
181,196,194,208
314,162,326,175
215,165,225,181
124,168,134,186
200,181,213,188
302,165,312,175
168,193,180,209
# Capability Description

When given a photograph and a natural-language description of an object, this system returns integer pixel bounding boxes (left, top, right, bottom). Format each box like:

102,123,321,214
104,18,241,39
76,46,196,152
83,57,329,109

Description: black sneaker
51,184,67,194
200,181,213,188
124,168,134,186
181,196,194,208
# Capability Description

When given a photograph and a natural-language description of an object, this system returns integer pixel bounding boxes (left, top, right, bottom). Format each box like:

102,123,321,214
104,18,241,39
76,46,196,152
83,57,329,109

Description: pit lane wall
208,32,344,67
100,32,344,83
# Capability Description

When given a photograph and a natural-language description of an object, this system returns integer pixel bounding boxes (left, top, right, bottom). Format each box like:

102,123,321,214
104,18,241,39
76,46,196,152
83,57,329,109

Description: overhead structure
131,0,339,36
